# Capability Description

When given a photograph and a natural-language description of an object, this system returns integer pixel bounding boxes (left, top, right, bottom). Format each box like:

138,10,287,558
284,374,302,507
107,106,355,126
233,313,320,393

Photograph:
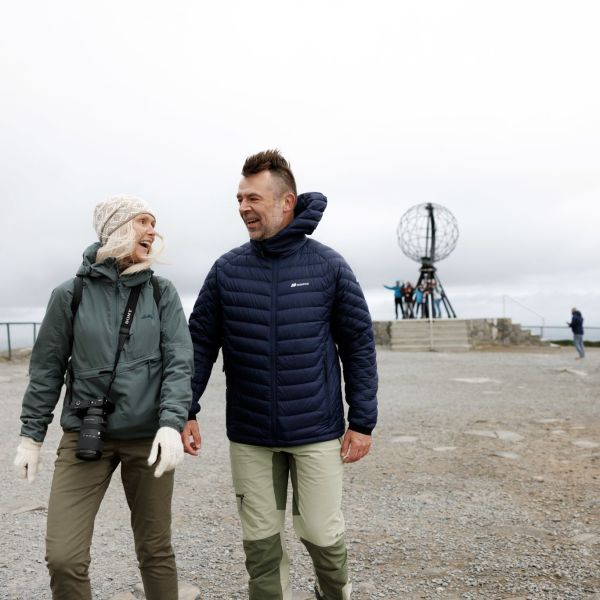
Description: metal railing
502,295,545,338
1,322,40,360
522,324,600,340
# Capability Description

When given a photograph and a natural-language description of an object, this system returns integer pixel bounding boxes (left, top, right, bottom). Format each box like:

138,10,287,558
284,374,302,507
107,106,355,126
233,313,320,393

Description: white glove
14,437,43,483
148,427,184,478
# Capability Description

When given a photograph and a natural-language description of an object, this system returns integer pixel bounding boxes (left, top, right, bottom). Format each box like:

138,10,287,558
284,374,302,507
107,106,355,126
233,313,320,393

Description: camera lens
75,405,107,461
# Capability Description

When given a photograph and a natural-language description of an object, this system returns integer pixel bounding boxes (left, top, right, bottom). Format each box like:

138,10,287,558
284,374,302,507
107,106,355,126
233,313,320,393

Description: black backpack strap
150,275,161,308
71,276,161,317
67,276,84,403
71,276,84,319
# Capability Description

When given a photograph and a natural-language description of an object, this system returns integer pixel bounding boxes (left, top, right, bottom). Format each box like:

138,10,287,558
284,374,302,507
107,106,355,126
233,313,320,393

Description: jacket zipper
270,258,279,440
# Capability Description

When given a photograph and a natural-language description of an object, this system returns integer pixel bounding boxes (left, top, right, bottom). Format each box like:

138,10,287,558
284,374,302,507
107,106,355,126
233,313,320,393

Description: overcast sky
1,0,599,335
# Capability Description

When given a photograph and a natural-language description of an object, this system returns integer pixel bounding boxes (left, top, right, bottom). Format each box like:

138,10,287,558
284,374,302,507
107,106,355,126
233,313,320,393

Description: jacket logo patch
290,282,310,288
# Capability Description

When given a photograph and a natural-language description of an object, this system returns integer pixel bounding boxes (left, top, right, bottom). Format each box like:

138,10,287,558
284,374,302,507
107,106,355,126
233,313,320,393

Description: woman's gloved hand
14,437,43,483
147,427,184,478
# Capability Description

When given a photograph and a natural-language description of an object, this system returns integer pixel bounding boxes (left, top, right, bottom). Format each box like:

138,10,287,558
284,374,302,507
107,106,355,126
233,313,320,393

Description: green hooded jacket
20,243,194,442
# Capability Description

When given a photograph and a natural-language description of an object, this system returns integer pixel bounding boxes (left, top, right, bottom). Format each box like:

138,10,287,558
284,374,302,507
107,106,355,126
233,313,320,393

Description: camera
73,397,109,461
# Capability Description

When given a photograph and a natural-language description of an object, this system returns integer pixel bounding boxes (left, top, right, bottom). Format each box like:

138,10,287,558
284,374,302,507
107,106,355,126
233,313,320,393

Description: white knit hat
93,195,155,245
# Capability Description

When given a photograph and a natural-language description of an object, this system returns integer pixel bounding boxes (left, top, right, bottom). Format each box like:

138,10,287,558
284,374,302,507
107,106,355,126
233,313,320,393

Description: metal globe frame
397,202,459,318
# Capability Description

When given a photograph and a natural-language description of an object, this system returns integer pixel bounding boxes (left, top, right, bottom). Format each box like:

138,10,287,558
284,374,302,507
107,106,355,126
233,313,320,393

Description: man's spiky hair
242,149,297,196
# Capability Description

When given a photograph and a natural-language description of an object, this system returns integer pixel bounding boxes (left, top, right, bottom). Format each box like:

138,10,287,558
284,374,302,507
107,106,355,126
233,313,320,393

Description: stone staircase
390,319,471,352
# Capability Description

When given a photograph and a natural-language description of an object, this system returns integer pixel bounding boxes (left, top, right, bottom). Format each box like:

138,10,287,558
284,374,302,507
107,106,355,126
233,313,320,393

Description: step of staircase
390,319,471,352
374,318,551,351
391,320,468,329
392,329,468,337
390,343,471,352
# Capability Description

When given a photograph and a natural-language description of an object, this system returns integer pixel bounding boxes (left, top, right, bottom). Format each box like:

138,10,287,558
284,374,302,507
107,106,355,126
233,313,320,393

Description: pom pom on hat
94,195,155,245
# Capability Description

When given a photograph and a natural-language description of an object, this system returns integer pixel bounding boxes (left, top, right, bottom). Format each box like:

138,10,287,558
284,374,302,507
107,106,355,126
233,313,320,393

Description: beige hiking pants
230,438,352,600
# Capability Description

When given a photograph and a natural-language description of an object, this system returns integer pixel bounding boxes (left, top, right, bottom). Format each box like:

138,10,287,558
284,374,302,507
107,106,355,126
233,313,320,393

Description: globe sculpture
397,203,459,318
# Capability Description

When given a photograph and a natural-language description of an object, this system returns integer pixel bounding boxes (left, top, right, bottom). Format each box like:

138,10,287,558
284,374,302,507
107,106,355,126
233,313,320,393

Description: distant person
402,282,415,318
383,280,404,320
422,283,431,318
13,196,193,600
567,307,585,359
184,149,378,600
428,278,443,318
413,283,426,318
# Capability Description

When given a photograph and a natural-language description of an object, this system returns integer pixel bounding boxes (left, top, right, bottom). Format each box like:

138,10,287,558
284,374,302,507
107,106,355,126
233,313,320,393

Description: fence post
6,323,11,361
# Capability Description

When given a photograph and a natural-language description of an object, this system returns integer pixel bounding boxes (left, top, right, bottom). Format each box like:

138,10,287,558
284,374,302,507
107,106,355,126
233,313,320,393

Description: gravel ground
1,346,599,600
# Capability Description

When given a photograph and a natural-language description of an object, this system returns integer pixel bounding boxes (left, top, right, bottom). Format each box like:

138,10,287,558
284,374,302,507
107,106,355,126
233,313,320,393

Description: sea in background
1,286,598,353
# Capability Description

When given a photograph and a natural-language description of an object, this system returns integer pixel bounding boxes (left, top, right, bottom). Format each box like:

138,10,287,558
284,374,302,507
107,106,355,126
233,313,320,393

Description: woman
13,196,194,600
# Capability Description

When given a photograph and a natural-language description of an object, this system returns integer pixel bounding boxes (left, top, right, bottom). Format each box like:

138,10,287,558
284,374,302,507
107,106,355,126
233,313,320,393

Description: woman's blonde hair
95,218,164,275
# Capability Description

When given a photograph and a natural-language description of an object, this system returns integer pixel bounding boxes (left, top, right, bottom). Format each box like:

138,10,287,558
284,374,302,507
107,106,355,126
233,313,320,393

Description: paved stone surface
1,347,599,599
464,429,497,438
451,377,501,384
432,446,457,452
555,367,588,377
391,435,419,443
492,451,521,460
495,430,524,442
572,440,600,449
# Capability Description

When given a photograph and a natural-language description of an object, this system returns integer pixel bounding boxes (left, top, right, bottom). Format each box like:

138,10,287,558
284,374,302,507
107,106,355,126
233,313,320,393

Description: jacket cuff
187,411,198,421
159,416,184,433
349,424,373,436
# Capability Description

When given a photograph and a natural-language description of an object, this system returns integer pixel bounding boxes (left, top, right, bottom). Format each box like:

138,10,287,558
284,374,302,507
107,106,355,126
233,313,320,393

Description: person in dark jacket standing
567,307,585,359
13,196,194,600
402,281,415,318
184,150,378,600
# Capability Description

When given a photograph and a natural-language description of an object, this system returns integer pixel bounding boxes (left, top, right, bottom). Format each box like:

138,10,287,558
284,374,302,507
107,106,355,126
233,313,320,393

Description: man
183,150,378,600
567,307,585,359
383,279,404,319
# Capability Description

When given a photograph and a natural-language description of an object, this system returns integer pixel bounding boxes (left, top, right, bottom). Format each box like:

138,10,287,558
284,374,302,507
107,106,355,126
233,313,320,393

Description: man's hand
181,420,202,456
340,430,372,463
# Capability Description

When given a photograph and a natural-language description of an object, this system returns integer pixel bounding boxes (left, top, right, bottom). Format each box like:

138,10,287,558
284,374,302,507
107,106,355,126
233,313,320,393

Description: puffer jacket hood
251,192,327,257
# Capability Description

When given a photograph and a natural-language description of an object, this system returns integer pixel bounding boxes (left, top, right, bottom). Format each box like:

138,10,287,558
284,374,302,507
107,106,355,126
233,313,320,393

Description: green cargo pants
45,432,177,600
230,438,352,600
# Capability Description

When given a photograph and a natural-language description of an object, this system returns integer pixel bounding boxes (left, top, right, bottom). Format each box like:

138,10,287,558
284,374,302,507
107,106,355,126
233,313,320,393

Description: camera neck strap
105,283,143,408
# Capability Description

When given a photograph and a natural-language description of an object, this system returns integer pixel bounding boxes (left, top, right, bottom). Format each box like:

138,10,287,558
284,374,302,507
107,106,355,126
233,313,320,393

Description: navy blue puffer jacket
189,192,378,447
569,311,584,335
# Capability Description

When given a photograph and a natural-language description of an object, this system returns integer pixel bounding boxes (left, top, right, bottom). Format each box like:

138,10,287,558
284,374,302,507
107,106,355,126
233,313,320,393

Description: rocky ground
1,346,599,600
